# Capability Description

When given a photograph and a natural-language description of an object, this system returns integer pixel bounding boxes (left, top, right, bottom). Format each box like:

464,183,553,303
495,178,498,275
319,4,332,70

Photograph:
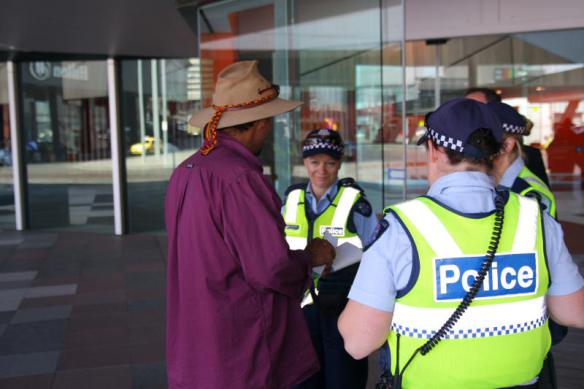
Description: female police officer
338,98,584,388
488,101,566,388
283,128,378,389
488,101,557,218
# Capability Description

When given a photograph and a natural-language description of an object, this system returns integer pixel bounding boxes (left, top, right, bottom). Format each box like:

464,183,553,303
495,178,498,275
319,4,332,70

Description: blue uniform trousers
292,303,368,389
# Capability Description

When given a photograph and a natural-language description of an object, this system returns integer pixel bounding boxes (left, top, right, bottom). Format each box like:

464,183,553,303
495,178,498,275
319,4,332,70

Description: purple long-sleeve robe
165,132,319,389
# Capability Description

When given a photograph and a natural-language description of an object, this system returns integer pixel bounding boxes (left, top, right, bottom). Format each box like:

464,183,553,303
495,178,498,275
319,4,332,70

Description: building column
107,58,128,235
7,61,28,230
273,0,294,194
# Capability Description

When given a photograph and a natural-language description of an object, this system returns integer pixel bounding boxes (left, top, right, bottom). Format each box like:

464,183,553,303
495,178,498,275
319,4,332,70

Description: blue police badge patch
354,198,372,217
434,252,538,302
363,219,389,252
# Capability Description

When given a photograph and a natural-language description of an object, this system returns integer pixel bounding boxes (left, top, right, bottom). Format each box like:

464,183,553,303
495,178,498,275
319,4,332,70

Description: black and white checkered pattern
428,128,464,153
302,143,344,153
502,122,527,135
391,314,547,339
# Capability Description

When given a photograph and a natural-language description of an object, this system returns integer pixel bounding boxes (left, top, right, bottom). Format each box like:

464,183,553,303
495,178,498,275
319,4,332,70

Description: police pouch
312,262,359,316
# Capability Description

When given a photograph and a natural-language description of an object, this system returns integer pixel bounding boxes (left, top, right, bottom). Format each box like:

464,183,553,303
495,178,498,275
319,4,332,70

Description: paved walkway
0,231,167,389
0,228,582,389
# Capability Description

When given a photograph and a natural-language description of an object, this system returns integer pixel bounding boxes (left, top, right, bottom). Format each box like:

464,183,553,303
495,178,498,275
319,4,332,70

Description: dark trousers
292,303,368,389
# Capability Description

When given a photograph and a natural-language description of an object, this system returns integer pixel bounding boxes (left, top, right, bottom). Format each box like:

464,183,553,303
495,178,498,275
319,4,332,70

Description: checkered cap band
502,122,527,135
428,128,465,153
391,314,547,339
302,143,344,154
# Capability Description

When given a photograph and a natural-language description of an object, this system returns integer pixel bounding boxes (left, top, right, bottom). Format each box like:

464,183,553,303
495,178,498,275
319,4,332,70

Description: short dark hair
430,128,500,169
465,87,501,103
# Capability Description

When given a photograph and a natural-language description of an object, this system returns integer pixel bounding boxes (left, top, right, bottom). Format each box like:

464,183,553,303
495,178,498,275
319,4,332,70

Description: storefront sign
29,62,89,81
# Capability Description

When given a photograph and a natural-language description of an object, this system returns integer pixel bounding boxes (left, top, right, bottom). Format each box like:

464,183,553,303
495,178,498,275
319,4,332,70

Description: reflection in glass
121,59,201,233
20,61,113,232
198,0,405,215
405,29,584,225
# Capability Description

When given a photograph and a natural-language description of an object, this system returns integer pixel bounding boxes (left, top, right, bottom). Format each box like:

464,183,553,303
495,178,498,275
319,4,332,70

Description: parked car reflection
129,136,179,155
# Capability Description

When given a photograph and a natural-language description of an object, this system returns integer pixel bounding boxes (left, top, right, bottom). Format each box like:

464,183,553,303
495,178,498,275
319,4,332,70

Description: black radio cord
393,191,506,389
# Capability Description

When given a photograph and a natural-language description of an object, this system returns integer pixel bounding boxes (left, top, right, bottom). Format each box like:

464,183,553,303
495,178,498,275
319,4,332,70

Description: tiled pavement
0,231,167,389
0,227,582,389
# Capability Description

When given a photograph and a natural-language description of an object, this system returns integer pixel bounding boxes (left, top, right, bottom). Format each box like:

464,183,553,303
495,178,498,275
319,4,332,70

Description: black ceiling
0,0,202,60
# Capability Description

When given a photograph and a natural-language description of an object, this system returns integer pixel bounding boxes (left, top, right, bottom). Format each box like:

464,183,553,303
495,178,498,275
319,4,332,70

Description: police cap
418,98,503,158
302,128,344,160
487,101,529,136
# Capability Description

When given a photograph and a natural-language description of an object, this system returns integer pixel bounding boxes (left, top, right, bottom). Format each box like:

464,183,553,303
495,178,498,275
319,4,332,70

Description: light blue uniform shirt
499,156,524,188
282,180,379,247
349,171,584,312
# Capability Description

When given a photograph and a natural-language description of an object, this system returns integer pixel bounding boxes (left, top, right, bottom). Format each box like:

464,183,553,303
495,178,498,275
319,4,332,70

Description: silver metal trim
151,60,161,158
107,58,127,235
7,61,27,230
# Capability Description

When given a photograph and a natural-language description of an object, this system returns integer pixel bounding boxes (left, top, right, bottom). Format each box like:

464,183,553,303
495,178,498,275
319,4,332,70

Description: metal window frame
7,61,28,231
107,58,128,235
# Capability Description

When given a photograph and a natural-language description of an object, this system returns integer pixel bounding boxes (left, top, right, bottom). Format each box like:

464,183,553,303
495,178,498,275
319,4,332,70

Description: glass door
20,61,113,232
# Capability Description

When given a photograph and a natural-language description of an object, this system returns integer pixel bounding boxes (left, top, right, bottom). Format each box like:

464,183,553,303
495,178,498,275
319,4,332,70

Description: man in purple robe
165,60,335,389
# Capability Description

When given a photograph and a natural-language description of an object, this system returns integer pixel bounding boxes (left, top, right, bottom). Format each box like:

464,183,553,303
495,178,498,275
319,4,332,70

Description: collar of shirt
427,171,496,213
305,180,339,216
499,156,525,188
216,131,263,171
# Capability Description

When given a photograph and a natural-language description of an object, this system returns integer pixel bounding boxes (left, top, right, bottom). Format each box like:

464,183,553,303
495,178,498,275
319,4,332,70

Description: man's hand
306,238,335,268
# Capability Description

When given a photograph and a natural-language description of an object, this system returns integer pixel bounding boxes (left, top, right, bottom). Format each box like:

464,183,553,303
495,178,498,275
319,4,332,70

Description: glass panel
405,28,584,253
0,63,15,230
199,0,405,215
403,35,514,198
380,0,406,208
510,29,584,225
292,0,385,211
121,59,201,233
20,61,113,232
199,0,279,190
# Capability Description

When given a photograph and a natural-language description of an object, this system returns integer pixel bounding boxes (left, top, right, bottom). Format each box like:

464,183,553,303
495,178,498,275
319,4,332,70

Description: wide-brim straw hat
189,60,302,129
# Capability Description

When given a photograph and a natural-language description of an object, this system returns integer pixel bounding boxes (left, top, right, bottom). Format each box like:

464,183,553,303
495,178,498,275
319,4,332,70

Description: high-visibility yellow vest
513,165,557,218
386,193,550,388
283,184,362,250
283,182,363,307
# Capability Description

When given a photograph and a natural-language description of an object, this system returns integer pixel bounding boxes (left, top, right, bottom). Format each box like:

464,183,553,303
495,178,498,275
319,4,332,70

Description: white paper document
313,233,362,276
332,242,363,271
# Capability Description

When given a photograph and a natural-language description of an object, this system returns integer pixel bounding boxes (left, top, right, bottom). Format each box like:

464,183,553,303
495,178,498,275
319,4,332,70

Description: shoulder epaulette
511,178,531,195
338,177,363,192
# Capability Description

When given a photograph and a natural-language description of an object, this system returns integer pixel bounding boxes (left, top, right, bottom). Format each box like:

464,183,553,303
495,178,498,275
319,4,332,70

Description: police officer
338,98,584,388
284,128,378,389
488,101,566,388
465,87,551,186
489,101,557,218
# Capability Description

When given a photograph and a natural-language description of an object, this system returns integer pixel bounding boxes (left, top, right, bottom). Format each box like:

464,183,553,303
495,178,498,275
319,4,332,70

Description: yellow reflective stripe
331,187,360,227
513,196,539,253
395,199,463,258
284,189,302,225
